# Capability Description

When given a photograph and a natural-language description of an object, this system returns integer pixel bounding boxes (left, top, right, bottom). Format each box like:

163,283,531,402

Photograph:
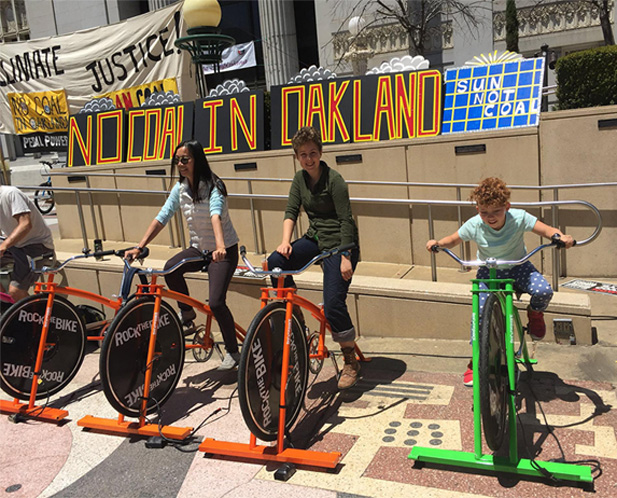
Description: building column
257,0,299,88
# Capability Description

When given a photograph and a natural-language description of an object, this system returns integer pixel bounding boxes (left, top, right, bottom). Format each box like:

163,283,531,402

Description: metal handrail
18,181,608,287
46,170,617,191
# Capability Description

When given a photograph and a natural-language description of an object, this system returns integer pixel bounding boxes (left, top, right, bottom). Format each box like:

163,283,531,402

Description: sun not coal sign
442,57,545,134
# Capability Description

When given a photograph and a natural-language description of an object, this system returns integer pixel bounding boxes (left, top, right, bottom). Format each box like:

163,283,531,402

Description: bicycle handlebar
239,243,356,278
122,250,212,276
33,246,150,273
431,234,575,269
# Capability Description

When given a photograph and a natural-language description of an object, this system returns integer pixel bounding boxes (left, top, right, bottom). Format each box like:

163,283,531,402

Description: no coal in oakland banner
442,57,544,134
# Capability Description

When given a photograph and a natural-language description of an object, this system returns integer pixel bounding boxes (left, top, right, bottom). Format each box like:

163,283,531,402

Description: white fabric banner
0,3,187,134
203,41,257,75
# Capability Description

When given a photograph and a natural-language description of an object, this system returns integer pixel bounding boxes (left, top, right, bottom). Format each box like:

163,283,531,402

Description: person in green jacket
267,126,361,389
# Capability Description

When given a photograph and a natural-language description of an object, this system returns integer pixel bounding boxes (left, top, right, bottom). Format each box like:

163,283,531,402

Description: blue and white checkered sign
442,58,545,134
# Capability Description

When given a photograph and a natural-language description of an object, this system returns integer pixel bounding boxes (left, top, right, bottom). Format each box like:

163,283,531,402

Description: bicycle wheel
0,294,86,400
34,184,54,215
99,297,184,418
238,302,308,441
479,293,508,451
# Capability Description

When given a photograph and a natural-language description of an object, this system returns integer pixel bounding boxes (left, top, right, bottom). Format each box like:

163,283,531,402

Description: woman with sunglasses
125,140,241,370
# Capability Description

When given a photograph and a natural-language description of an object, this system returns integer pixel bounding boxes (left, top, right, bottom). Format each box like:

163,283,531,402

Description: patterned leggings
472,261,553,338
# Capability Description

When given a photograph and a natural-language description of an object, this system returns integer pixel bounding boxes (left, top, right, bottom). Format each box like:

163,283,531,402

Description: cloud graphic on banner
79,97,116,114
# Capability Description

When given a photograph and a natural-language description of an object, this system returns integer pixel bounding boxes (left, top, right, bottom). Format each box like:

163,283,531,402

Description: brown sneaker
338,346,360,390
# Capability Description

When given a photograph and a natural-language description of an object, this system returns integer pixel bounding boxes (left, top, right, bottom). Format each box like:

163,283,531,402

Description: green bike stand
409,276,593,485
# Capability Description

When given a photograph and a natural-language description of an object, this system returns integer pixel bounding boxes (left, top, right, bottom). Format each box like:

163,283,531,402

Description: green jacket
284,162,358,251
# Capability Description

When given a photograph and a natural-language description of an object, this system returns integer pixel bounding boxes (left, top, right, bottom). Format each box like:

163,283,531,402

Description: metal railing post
456,186,467,269
73,191,89,252
428,204,437,282
84,177,100,241
247,180,260,254
162,176,177,248
551,188,560,291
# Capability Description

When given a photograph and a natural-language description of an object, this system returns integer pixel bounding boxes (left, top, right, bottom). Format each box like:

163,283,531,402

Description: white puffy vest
179,181,238,251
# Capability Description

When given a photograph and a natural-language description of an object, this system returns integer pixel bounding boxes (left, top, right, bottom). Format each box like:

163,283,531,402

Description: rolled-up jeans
267,237,359,343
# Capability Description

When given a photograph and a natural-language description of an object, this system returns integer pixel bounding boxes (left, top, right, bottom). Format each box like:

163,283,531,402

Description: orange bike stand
200,433,341,468
78,414,192,440
0,399,68,422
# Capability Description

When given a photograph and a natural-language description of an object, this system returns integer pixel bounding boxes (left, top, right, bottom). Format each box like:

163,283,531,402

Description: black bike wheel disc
0,294,86,400
479,293,508,451
99,298,184,418
238,302,308,441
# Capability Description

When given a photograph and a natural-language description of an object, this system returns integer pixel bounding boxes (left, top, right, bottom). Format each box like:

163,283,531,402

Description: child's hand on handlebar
426,240,438,252
558,234,576,249
124,248,141,262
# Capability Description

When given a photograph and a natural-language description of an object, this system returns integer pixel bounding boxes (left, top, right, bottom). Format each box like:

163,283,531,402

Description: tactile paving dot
379,420,454,447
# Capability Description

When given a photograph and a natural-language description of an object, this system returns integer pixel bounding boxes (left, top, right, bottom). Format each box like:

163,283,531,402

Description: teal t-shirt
458,208,537,264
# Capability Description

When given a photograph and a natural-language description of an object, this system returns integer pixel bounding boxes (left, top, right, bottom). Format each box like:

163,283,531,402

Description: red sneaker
463,361,473,387
527,306,546,341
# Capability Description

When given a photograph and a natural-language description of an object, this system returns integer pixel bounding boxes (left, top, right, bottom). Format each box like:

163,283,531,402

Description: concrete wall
60,262,593,344
53,105,617,278
539,106,617,278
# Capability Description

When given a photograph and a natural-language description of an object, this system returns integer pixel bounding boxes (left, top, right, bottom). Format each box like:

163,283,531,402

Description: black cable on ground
515,367,603,483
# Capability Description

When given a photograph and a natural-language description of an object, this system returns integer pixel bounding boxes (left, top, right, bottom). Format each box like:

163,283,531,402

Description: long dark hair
171,140,228,203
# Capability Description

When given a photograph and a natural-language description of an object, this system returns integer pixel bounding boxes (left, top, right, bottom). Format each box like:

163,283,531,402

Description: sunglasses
173,156,191,165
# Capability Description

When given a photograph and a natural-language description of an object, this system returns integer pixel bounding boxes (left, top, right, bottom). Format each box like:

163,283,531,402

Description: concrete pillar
257,0,299,88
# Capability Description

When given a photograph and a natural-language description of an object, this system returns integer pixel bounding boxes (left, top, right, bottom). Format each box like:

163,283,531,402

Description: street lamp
343,16,373,76
174,0,235,98
537,43,557,112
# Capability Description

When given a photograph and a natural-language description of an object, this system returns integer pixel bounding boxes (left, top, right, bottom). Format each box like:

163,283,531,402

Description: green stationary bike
410,232,601,486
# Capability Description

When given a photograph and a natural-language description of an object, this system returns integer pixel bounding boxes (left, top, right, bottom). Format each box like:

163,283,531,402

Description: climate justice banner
0,2,187,135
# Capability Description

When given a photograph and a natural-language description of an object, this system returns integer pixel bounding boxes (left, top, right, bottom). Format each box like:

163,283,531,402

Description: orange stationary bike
0,247,148,422
201,244,368,473
79,250,247,439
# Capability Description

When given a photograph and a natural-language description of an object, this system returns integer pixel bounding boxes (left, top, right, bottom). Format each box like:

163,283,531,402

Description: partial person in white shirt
124,140,240,370
0,185,55,303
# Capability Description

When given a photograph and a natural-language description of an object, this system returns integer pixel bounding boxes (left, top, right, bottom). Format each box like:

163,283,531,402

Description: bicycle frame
409,241,594,484
133,274,246,353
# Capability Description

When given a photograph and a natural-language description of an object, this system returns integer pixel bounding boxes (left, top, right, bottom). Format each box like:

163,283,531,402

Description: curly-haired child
426,177,575,386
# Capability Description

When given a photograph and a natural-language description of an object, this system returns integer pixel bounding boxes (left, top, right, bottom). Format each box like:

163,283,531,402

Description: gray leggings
164,244,239,354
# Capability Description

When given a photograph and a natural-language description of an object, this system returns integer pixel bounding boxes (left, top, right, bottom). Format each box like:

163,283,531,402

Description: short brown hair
469,177,511,207
291,126,323,153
